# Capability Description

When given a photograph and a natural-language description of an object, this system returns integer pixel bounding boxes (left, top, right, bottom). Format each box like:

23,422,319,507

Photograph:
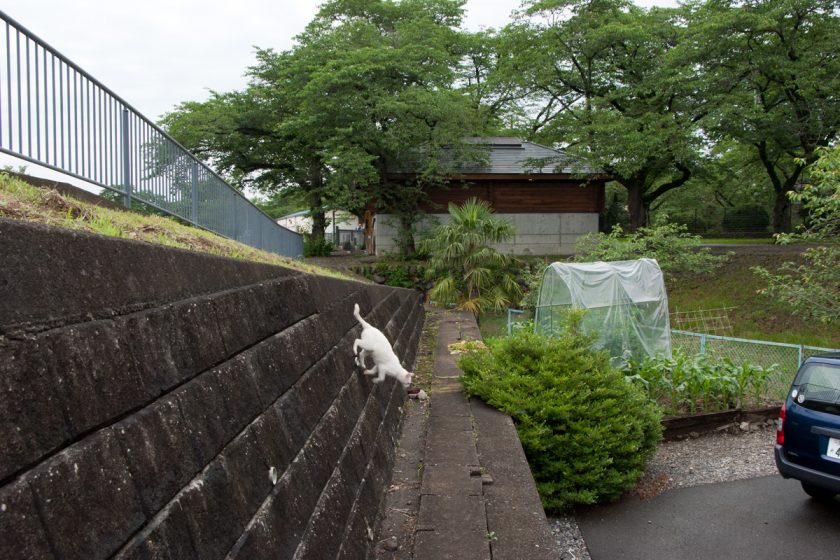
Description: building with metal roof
373,137,606,256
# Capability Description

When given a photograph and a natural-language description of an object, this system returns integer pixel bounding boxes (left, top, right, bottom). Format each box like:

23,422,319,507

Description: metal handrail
0,10,303,258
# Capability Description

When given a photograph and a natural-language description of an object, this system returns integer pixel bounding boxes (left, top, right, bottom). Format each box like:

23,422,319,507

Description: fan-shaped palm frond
423,197,521,318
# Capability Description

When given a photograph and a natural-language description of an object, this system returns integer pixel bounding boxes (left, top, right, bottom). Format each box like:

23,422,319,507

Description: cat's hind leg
363,365,378,378
357,351,369,369
353,340,366,368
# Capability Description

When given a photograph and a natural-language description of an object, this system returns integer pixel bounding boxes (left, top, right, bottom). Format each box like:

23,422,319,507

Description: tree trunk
772,190,792,234
309,190,327,240
398,213,416,256
626,182,648,231
756,141,803,234
308,163,327,240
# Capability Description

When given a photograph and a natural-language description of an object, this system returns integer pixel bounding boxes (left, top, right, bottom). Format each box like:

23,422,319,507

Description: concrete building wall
1,218,423,560
374,212,597,256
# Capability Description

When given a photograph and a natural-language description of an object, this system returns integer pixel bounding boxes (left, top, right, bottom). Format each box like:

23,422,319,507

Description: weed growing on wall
458,313,662,512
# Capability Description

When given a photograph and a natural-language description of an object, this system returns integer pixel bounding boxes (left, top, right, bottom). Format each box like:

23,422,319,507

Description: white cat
353,303,414,389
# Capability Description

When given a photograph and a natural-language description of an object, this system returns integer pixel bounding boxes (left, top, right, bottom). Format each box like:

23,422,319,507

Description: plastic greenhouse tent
534,258,671,362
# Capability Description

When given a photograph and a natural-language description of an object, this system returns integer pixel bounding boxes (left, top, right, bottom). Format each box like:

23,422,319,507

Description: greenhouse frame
534,258,672,362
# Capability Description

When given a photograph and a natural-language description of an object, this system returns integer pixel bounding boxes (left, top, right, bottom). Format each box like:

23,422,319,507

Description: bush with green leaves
515,259,549,311
753,146,840,324
575,223,729,279
620,351,776,416
373,262,416,288
303,234,333,257
458,314,662,512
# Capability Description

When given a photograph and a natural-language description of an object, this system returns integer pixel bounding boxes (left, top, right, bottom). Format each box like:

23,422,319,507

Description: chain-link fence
671,330,839,399
505,309,839,400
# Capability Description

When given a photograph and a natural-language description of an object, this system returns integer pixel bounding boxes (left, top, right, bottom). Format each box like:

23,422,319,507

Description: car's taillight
776,401,786,445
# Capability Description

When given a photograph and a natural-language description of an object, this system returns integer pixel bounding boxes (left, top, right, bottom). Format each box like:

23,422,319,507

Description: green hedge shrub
303,234,333,257
458,314,662,512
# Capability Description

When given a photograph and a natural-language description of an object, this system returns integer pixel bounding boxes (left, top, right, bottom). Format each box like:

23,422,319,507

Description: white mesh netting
535,258,672,361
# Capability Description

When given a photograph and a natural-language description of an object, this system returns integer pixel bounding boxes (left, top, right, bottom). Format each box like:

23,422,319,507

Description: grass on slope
0,172,343,278
668,250,839,348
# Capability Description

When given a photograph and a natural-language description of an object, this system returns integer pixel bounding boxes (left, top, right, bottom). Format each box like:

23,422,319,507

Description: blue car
775,354,840,501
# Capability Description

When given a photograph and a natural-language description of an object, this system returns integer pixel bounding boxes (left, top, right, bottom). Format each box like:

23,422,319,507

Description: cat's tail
353,303,370,328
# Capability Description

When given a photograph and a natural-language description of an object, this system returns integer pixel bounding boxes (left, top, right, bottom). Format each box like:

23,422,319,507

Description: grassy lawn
667,249,839,348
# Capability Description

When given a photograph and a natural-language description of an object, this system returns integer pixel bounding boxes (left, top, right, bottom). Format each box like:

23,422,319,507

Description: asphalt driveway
577,475,840,560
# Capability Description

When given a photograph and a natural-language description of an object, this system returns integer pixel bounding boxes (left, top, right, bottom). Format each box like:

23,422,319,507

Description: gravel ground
549,421,779,560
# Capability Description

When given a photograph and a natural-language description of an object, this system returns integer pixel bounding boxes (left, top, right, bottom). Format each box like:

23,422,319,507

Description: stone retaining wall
0,218,424,559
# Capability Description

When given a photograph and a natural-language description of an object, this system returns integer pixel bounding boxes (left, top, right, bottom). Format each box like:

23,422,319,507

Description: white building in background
276,209,363,247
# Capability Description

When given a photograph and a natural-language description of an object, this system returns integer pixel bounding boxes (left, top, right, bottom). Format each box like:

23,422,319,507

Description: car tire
801,481,837,502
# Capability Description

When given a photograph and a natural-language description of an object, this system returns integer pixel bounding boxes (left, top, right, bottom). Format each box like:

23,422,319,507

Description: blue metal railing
0,11,303,258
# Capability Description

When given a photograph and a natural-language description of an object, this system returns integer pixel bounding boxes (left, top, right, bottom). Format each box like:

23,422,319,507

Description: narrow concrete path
415,309,488,559
376,309,559,559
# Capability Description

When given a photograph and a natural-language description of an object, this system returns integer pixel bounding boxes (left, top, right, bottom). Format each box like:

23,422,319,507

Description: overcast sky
1,0,678,187
4,0,679,121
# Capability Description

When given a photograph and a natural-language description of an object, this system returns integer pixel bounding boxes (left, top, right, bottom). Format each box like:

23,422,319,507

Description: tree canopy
161,0,840,247
162,0,492,250
689,0,840,232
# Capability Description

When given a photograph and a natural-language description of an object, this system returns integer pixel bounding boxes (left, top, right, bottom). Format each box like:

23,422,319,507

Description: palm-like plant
420,197,522,318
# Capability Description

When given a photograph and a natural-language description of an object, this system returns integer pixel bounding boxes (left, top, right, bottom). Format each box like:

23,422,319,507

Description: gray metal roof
456,137,599,175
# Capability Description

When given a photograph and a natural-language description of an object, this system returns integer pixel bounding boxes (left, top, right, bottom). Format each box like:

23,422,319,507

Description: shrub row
458,314,662,512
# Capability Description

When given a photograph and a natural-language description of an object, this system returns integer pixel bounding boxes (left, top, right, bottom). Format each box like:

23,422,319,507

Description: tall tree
690,0,840,232
162,0,488,252
498,0,707,229
754,146,840,324
293,0,486,253
161,49,334,240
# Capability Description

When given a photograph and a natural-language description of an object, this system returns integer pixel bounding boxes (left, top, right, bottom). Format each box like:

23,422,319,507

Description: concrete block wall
0,219,424,560
374,212,597,255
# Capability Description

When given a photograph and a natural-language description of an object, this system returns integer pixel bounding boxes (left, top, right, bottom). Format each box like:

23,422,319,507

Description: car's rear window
794,363,840,414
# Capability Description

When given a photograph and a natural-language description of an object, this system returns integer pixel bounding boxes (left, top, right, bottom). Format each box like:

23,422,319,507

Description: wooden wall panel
421,180,605,213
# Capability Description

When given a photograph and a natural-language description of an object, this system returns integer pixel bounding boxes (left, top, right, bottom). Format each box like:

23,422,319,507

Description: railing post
798,345,804,368
190,161,198,223
700,333,707,355
120,108,131,209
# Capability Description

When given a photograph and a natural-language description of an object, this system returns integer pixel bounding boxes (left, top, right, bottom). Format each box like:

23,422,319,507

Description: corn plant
622,351,777,415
